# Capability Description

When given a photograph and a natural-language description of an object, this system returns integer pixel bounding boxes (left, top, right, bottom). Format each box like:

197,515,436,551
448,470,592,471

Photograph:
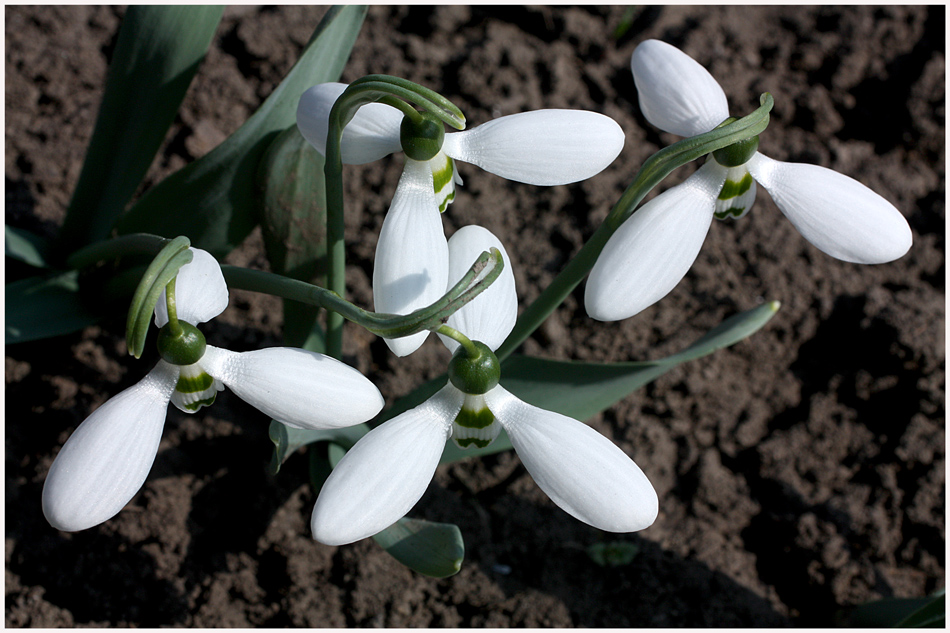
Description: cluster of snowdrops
43,41,911,549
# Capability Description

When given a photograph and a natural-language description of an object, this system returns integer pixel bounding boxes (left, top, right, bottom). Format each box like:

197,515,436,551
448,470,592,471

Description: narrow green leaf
115,5,368,259
501,301,780,424
268,421,368,475
257,125,329,347
372,518,464,578
6,225,50,268
6,271,99,344
58,6,224,255
848,591,945,627
897,590,946,627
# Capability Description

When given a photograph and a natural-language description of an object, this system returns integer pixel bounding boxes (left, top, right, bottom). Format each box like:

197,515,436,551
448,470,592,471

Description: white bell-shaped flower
298,82,625,355
42,248,385,532
311,226,658,545
585,39,913,322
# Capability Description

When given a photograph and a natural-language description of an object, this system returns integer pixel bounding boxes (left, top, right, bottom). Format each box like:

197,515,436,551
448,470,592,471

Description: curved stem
220,246,502,341
436,325,479,357
322,77,467,359
163,277,183,337
495,93,773,361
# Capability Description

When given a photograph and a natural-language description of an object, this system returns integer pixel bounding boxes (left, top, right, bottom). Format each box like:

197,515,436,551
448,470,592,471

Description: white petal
747,153,913,263
585,161,725,321
437,225,518,353
373,159,449,356
296,82,404,164
441,110,624,186
310,384,464,545
154,247,229,328
42,362,178,532
486,386,658,532
200,346,384,430
631,39,730,137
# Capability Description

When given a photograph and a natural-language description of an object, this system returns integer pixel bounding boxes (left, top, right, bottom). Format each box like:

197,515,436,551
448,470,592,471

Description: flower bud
400,111,445,161
157,322,207,366
448,341,500,395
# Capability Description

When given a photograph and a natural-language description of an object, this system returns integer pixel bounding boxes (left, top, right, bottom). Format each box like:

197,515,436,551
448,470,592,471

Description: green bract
447,341,500,395
157,321,207,366
400,111,445,161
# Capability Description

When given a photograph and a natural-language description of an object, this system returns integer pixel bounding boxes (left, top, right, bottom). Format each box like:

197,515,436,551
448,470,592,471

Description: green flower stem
221,246,503,341
163,277,183,338
494,93,774,361
436,325,480,357
323,75,466,360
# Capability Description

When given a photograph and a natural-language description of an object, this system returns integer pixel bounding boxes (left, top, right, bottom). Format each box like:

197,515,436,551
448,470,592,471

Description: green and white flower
585,39,913,322
310,226,658,546
297,82,625,355
42,248,385,532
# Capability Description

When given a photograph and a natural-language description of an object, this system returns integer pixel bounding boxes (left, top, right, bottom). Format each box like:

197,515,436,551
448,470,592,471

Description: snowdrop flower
311,225,658,545
585,39,912,322
43,248,385,532
297,82,625,355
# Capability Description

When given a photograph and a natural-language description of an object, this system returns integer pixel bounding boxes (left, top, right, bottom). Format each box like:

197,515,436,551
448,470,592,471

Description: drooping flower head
42,248,385,532
310,226,658,545
297,83,626,355
584,39,913,322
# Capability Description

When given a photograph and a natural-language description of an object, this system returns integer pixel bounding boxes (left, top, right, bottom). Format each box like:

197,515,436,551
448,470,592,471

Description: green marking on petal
715,207,747,220
455,437,491,449
438,189,455,213
454,405,494,429
430,153,457,213
718,172,753,200
175,370,214,394
171,362,223,414
432,154,454,192
181,394,217,412
451,394,502,450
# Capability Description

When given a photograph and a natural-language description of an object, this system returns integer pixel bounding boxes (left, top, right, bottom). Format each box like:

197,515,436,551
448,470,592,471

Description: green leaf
257,125,329,347
6,271,99,344
115,5,367,259
372,518,464,578
268,421,368,475
501,301,780,424
897,590,945,627
57,6,224,255
848,590,945,627
6,225,50,268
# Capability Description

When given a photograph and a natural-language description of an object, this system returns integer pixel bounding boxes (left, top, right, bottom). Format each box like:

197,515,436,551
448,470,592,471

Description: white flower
297,82,625,355
42,248,385,532
585,39,913,322
310,225,658,545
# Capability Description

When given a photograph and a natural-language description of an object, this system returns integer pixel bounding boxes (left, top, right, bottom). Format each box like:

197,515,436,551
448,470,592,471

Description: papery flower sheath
584,39,913,322
297,82,625,355
310,225,658,546
42,248,385,532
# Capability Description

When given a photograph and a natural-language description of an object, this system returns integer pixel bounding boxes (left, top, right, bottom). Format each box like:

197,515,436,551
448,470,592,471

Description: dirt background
5,5,945,627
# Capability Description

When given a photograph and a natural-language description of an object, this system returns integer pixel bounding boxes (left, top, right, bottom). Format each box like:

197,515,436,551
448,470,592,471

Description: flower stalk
494,93,773,360
323,75,466,359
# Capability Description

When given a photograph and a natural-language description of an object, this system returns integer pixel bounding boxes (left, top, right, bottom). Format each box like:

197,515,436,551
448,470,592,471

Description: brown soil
6,5,945,627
